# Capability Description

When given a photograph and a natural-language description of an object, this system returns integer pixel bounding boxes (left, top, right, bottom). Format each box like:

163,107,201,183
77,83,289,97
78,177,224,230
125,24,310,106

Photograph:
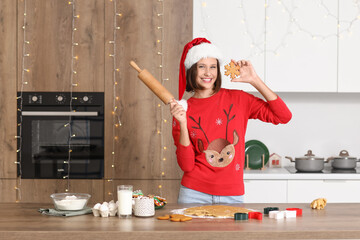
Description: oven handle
21,111,98,116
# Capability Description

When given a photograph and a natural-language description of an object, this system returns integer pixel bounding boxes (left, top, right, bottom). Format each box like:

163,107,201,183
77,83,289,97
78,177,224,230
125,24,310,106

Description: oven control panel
20,92,103,106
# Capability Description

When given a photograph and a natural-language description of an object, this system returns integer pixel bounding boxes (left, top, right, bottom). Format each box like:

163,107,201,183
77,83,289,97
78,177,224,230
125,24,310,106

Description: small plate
245,140,269,169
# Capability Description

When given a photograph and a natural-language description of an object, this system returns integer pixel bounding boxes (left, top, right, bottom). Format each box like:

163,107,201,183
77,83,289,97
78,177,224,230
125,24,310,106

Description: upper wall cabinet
193,0,360,93
17,0,104,92
265,0,338,92
338,0,360,92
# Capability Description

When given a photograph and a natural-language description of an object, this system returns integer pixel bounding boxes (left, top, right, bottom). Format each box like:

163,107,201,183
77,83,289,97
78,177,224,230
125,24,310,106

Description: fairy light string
15,0,31,203
65,0,79,192
156,0,166,197
198,0,360,58
107,0,123,198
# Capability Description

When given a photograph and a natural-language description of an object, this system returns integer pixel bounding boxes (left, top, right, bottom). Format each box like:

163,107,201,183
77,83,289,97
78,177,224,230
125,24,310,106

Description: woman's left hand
231,59,278,101
231,59,261,86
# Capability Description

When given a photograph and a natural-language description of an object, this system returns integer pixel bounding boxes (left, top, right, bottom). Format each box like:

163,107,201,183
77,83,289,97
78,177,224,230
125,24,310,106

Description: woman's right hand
170,99,187,124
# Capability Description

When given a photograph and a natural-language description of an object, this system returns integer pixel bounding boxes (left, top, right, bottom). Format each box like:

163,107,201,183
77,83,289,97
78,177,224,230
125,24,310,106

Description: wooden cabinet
0,0,17,178
17,0,104,92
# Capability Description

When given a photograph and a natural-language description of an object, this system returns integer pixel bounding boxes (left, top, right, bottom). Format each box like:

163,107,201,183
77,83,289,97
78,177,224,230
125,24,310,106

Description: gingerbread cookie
224,61,240,80
157,214,192,222
157,215,170,220
170,214,192,222
311,198,327,210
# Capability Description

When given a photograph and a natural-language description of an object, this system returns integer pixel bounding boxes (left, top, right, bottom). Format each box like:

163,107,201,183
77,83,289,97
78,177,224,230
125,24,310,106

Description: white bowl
50,193,91,211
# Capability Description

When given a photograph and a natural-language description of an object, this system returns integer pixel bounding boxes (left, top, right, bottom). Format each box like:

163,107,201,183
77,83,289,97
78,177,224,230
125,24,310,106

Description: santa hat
178,38,223,99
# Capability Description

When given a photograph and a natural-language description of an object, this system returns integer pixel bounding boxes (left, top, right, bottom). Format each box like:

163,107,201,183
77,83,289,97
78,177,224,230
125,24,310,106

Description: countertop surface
244,166,360,180
1,203,360,239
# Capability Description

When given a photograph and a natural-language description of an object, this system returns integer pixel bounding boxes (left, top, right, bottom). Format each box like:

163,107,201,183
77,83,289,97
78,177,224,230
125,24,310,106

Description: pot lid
333,150,357,160
296,150,324,161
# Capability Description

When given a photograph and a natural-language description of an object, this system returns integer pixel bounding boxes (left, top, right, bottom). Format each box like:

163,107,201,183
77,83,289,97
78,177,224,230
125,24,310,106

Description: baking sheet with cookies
171,205,256,219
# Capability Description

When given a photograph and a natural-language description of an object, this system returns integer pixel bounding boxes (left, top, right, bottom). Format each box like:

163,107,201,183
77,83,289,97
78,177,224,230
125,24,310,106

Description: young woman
170,38,292,204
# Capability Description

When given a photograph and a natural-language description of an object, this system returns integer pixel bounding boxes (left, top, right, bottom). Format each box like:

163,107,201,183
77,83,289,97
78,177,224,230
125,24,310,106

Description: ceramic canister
134,197,155,217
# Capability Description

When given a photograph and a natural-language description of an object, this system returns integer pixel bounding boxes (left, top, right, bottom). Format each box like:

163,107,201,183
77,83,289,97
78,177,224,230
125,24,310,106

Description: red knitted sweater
172,88,292,196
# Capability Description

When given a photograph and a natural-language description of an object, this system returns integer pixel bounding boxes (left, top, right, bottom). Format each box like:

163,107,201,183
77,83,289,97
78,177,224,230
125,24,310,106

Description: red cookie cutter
286,208,302,216
248,211,263,220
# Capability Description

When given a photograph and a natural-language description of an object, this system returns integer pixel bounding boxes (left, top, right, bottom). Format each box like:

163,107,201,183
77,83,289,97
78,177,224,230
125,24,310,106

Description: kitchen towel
38,207,92,217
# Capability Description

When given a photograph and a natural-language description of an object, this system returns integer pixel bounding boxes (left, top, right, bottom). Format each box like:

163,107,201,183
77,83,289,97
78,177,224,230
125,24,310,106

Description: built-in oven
17,92,104,179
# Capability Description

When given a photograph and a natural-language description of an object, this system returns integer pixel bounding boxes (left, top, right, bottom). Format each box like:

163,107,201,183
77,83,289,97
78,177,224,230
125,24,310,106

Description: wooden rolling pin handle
130,61,142,73
129,60,175,104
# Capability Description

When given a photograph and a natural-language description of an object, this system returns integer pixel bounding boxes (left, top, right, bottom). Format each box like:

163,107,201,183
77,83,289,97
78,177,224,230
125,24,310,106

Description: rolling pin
130,61,174,105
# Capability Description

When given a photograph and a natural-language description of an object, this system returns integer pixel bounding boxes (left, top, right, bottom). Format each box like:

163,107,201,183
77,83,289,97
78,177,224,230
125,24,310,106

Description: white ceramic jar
134,197,155,217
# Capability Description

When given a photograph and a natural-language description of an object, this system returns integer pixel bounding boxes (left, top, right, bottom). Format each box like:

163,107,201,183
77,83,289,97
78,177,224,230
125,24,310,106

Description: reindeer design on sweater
190,104,238,168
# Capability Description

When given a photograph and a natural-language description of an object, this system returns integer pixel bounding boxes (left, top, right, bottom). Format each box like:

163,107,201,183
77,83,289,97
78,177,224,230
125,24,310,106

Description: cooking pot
285,150,328,172
327,150,359,170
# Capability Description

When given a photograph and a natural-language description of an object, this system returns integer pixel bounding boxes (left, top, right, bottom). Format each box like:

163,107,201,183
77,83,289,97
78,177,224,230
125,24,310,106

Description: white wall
245,92,360,165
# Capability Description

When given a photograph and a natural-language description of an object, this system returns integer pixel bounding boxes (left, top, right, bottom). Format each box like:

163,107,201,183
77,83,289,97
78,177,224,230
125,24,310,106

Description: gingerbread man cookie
224,61,240,80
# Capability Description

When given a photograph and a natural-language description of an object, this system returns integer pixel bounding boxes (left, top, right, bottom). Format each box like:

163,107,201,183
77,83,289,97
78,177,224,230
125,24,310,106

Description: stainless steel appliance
17,92,104,179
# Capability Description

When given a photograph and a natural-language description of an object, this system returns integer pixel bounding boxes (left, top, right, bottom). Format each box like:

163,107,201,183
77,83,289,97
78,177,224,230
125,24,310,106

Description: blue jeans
178,185,244,204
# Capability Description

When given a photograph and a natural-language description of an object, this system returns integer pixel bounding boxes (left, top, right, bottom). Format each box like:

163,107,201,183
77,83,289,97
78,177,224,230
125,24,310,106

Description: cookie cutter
286,208,302,216
284,210,297,218
234,212,248,221
248,211,262,220
264,207,279,214
269,211,284,219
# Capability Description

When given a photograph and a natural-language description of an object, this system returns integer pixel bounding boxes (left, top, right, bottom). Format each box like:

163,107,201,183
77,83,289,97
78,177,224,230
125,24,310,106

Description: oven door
19,111,104,179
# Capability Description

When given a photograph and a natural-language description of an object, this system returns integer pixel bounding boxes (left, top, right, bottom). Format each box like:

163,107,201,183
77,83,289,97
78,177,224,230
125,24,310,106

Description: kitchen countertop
244,166,360,180
1,203,360,239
